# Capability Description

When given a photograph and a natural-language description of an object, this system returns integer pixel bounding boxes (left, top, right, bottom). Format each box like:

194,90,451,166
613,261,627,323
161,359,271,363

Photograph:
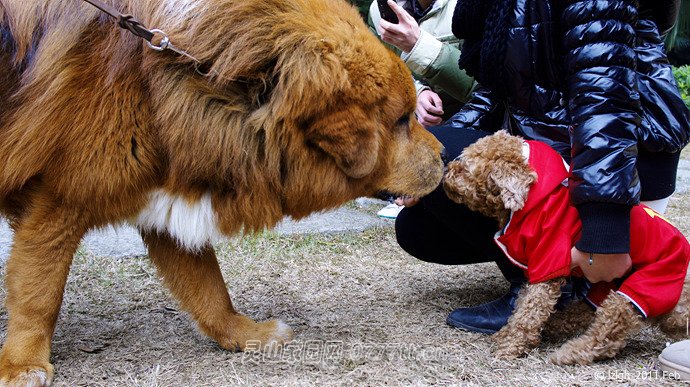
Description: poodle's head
443,130,537,224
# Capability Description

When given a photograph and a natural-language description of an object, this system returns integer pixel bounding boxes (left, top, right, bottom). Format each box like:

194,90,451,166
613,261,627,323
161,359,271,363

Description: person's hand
378,0,421,53
395,196,420,207
416,89,444,128
570,247,632,283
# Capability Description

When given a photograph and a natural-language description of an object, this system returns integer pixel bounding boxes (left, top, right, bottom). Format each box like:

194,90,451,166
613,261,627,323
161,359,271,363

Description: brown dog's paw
493,348,522,360
218,317,294,352
251,319,294,349
492,324,535,359
0,365,53,387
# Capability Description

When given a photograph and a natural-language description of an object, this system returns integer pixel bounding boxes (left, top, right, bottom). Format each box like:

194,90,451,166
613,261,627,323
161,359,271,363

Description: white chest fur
134,190,222,251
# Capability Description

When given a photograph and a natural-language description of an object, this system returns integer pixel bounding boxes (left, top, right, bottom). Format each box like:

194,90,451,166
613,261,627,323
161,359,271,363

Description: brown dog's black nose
440,147,448,164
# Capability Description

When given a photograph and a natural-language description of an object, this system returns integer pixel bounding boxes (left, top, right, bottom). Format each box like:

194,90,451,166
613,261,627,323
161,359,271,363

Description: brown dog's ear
305,106,379,179
488,162,536,212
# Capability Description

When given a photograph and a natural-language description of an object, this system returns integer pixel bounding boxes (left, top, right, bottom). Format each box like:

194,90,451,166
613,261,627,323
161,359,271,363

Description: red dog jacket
494,140,690,318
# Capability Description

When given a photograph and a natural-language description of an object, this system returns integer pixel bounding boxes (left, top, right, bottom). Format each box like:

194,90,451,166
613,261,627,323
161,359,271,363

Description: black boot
446,257,525,334
446,258,582,334
446,279,522,334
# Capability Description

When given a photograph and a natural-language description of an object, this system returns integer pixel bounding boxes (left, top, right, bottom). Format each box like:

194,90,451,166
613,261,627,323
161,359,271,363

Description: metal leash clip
83,0,219,79
146,29,214,76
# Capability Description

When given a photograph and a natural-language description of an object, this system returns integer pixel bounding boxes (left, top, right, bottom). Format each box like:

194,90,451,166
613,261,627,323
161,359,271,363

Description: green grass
673,65,690,108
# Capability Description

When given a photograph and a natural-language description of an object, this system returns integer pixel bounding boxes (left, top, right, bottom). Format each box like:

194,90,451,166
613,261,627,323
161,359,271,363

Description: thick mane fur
0,3,445,382
0,0,394,234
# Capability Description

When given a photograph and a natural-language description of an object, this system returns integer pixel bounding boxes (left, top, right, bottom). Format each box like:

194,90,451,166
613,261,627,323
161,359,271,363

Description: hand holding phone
377,0,421,53
377,0,399,24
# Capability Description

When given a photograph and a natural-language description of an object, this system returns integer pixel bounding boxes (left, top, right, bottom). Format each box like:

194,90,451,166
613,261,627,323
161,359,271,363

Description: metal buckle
145,28,218,78
146,29,170,51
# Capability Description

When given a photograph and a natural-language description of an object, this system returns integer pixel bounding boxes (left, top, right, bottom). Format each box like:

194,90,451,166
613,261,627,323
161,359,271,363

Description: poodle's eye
396,114,410,127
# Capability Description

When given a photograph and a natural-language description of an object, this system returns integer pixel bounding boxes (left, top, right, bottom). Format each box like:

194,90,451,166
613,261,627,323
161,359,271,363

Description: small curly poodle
443,130,690,365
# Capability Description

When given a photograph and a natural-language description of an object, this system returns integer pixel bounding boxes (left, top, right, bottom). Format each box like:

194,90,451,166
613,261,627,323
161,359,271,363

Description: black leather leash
82,0,154,42
81,0,208,71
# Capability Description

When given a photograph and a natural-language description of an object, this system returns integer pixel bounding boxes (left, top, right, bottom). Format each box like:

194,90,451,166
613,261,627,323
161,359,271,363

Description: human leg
395,184,526,333
394,125,529,332
638,149,681,214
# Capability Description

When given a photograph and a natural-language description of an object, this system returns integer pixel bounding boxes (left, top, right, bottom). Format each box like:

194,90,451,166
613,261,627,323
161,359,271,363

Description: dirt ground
1,195,690,386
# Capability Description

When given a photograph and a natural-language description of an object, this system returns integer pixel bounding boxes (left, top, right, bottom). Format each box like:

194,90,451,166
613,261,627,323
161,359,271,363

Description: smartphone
377,0,399,24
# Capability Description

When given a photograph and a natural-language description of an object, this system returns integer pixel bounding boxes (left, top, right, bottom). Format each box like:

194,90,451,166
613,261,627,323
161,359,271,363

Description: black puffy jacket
447,0,690,253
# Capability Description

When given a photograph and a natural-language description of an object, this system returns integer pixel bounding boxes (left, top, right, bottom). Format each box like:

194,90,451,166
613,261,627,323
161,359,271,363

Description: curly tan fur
0,1,445,384
493,278,565,359
446,130,690,365
549,292,644,365
443,130,536,227
542,301,595,340
654,279,690,339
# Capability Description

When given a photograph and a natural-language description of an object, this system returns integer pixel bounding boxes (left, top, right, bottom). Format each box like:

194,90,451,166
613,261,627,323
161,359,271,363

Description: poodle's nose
440,147,448,164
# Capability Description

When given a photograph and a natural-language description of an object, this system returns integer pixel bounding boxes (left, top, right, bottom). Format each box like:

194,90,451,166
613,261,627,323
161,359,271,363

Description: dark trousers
395,127,524,280
395,125,680,280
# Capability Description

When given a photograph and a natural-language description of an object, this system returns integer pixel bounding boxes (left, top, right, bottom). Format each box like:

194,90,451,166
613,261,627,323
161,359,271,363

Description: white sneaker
659,340,690,381
377,203,404,219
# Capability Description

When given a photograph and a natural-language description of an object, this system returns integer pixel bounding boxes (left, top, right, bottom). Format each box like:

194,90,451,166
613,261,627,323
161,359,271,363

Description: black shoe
446,282,521,334
446,279,583,334
556,277,583,310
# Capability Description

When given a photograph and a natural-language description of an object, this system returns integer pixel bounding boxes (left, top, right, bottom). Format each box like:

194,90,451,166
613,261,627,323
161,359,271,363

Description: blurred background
346,0,690,108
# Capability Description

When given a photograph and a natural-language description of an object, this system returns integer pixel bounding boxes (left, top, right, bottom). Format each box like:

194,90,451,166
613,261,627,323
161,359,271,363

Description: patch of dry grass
4,91,690,387
1,194,690,386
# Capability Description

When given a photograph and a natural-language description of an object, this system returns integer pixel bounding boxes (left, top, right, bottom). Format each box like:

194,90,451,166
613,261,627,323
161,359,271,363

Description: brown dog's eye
397,114,410,126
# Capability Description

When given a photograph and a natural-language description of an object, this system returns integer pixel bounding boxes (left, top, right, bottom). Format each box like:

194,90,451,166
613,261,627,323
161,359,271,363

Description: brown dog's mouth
373,191,418,201
374,191,397,201
374,156,446,201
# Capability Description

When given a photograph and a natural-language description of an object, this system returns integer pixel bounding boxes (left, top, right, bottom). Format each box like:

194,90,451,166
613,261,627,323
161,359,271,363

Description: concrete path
677,159,690,194
0,198,391,261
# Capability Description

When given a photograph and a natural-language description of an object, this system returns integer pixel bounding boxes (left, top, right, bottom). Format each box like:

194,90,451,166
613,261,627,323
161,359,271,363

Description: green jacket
368,0,475,118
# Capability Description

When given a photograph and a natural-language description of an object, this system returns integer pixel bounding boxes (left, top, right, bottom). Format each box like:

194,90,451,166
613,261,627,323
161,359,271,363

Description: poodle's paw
0,365,53,387
548,345,594,365
492,326,512,343
493,342,527,360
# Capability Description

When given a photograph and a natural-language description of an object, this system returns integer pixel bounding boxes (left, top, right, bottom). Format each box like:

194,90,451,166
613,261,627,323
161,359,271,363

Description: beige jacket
368,0,474,115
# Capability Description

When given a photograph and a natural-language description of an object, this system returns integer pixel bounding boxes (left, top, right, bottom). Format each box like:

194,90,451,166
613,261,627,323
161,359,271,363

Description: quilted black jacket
447,0,690,253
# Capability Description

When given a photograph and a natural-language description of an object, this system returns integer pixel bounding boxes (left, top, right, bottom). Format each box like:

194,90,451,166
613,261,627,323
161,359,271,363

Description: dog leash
81,0,208,73
81,0,153,41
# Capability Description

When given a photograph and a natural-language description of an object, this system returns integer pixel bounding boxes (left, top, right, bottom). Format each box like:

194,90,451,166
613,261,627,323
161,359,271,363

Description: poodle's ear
488,162,536,212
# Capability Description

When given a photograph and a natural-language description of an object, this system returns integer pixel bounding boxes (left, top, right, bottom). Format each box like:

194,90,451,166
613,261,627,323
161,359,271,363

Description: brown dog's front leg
0,200,87,386
493,278,564,359
140,230,293,351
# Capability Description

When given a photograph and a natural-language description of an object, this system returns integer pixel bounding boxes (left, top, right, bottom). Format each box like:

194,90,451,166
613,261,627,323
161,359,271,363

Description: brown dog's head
443,130,537,224
260,3,445,208
294,49,446,200
141,0,445,223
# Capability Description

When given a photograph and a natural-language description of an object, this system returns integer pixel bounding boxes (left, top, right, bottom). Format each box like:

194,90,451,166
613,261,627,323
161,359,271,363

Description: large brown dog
0,0,444,384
